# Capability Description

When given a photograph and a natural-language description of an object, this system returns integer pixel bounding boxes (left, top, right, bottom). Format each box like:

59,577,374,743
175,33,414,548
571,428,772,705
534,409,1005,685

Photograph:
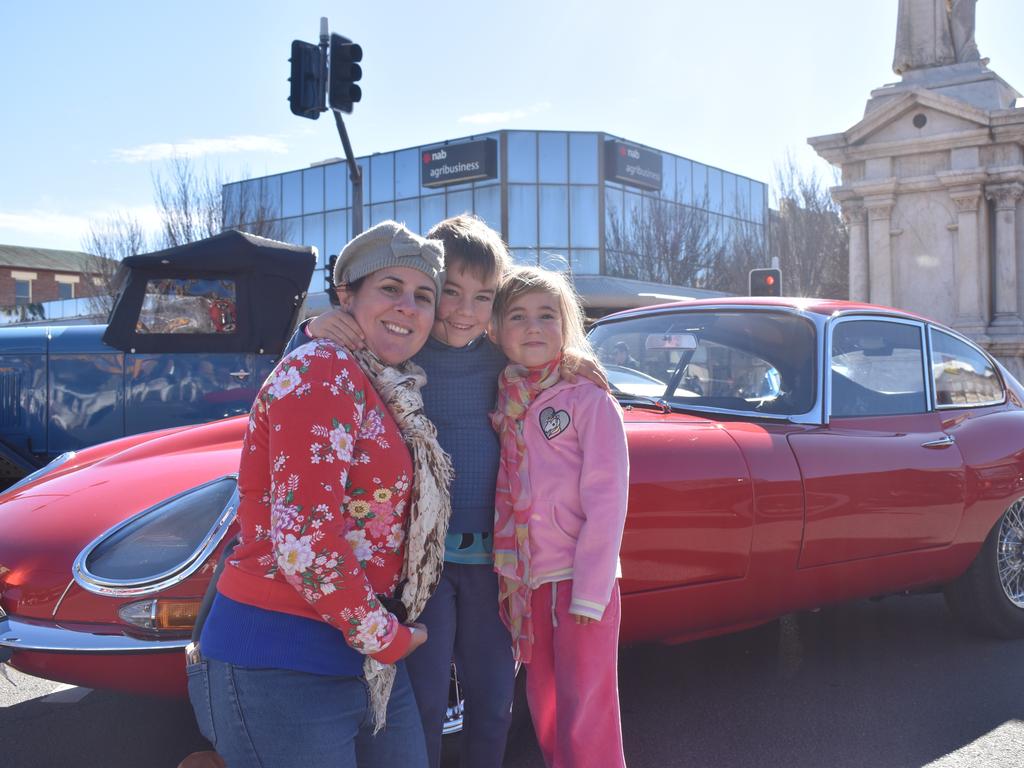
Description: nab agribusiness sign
421,139,498,188
604,140,662,192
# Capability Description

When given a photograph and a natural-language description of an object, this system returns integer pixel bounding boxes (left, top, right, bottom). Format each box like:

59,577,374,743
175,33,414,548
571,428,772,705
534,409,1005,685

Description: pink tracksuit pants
524,580,626,768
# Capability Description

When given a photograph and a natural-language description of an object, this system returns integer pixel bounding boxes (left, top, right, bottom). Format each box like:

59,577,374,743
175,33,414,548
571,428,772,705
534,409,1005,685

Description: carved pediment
847,90,990,146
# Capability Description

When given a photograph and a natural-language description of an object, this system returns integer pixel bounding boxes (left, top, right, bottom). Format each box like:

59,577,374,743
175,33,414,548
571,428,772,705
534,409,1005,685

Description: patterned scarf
352,347,454,732
490,356,562,663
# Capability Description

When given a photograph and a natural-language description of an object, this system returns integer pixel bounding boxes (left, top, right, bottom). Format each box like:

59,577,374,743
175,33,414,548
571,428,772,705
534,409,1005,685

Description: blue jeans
405,562,516,768
188,657,427,768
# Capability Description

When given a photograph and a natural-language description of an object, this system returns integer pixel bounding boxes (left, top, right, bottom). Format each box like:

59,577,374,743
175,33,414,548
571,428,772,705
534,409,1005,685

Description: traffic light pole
333,110,363,238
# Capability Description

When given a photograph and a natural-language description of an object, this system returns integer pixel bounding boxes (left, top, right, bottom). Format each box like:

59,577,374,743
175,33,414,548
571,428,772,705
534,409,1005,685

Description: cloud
112,135,289,164
457,101,551,126
0,205,163,250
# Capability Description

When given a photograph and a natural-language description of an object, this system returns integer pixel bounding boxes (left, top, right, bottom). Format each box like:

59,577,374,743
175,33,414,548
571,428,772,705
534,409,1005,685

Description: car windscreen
589,309,817,416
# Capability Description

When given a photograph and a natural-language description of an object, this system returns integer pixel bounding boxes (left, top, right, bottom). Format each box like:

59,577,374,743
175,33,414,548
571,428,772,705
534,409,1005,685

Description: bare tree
770,154,848,299
605,196,724,287
81,212,148,315
83,157,285,309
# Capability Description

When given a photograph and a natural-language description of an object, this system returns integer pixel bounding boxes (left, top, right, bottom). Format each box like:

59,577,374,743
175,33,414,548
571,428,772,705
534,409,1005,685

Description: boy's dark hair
427,213,511,282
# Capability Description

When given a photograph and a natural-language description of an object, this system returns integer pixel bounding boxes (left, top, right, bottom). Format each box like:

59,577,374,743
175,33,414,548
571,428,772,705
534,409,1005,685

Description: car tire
944,497,1024,639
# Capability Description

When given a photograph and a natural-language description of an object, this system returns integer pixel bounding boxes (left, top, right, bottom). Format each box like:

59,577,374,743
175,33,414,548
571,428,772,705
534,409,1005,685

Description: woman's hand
572,614,597,625
308,308,366,350
561,353,609,391
399,622,429,657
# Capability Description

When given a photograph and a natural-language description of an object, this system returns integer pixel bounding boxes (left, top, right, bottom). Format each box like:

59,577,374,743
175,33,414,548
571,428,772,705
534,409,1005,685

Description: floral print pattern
228,340,413,655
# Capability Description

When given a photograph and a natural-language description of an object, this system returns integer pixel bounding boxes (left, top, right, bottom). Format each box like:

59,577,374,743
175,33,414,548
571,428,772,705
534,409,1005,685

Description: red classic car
3,298,1024,720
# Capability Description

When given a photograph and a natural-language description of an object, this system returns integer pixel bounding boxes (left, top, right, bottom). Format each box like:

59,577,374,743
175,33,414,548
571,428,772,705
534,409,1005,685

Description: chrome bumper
0,614,188,654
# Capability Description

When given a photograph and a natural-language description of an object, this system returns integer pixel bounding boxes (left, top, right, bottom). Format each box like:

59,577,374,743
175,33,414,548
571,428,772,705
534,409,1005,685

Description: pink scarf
490,356,562,663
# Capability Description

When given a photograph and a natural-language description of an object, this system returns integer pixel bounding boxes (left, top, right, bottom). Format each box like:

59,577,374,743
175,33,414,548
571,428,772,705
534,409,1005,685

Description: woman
186,221,452,768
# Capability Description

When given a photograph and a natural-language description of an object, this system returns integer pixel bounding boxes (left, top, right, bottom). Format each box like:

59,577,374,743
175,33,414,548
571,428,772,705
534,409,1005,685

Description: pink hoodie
518,378,629,620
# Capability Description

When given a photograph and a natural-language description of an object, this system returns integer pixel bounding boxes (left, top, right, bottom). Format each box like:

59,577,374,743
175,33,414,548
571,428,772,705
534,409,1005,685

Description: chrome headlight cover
72,475,238,597
3,451,77,497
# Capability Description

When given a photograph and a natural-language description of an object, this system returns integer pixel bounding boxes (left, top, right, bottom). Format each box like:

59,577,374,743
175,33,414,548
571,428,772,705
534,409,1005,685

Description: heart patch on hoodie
539,407,570,440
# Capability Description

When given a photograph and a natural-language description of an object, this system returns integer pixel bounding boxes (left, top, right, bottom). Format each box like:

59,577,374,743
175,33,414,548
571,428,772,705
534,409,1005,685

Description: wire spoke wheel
997,499,1024,608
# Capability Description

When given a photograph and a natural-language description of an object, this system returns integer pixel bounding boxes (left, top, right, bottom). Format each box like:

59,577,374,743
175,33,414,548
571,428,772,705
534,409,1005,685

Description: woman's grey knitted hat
334,220,445,295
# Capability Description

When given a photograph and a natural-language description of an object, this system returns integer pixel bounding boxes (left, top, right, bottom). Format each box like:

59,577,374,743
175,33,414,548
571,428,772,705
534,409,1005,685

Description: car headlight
72,475,238,597
3,451,77,497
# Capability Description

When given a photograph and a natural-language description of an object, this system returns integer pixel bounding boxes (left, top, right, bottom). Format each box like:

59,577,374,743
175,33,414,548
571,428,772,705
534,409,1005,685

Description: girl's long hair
493,265,597,369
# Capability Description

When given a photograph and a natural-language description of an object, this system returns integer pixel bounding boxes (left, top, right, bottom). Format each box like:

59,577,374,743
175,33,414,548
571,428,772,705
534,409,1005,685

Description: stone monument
809,0,1024,378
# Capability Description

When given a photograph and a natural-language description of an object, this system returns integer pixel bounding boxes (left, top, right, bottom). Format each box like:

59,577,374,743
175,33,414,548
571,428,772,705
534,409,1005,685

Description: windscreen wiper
611,391,673,414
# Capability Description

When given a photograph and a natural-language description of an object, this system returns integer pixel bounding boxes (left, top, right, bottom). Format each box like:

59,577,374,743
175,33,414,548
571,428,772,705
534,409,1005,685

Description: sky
3,0,1024,253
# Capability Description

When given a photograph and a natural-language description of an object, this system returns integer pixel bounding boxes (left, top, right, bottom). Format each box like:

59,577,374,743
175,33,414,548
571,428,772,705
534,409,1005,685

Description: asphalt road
2,594,1023,767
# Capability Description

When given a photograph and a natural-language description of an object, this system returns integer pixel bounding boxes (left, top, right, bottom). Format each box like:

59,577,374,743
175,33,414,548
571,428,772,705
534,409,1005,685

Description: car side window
830,319,926,417
930,329,1004,408
136,278,238,335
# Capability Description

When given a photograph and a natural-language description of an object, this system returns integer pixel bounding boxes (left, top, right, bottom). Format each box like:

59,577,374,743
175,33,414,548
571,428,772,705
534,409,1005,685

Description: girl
490,266,630,768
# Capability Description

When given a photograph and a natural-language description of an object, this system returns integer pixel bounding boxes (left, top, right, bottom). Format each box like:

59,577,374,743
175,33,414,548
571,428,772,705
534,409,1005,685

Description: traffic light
329,33,363,113
289,40,325,119
749,268,782,297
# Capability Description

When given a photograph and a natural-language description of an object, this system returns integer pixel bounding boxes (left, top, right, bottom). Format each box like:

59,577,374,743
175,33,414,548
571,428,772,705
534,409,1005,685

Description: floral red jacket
218,339,413,663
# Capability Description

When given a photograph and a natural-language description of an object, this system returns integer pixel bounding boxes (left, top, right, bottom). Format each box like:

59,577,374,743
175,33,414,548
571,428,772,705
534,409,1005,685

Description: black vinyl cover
102,230,316,355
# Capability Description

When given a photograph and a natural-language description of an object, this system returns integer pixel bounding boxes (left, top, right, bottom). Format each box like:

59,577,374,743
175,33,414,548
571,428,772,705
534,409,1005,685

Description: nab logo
424,149,447,163
626,147,640,160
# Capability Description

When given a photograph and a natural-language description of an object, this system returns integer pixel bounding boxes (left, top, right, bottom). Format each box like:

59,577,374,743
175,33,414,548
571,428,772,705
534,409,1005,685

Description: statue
893,0,981,75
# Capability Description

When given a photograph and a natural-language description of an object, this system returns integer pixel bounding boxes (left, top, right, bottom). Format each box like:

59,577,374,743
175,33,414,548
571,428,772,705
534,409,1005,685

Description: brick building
0,245,105,308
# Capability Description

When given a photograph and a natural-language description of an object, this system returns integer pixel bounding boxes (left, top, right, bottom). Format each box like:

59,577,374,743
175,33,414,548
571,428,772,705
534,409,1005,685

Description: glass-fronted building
224,130,767,308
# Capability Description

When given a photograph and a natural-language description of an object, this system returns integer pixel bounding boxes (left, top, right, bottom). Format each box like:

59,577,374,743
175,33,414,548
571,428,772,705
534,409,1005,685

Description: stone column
865,196,896,307
986,182,1024,330
948,187,987,335
841,201,868,301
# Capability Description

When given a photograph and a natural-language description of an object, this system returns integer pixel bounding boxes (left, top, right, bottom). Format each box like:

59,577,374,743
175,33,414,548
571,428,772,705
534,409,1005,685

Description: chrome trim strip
0,614,188,654
51,579,75,618
592,306,827,426
72,475,238,597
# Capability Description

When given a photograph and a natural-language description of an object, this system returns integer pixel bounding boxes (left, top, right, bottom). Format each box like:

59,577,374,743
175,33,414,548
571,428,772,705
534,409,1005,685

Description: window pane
661,154,675,201
421,195,445,233
538,133,568,183
326,210,348,260
281,172,302,217
507,132,537,183
831,320,926,417
570,186,599,248
302,213,326,270
707,168,723,214
722,173,736,217
138,278,236,335
540,251,569,271
58,282,74,300
15,280,30,305
325,163,348,210
508,184,537,247
370,154,394,204
474,185,500,231
539,185,568,248
572,249,599,275
281,216,302,245
446,189,473,218
691,163,707,207
262,176,282,220
370,202,395,226
395,149,420,199
512,248,538,266
303,166,324,213
676,159,692,205
569,133,598,184
223,183,242,228
751,183,767,223
931,330,1004,407
605,186,624,247
396,198,420,235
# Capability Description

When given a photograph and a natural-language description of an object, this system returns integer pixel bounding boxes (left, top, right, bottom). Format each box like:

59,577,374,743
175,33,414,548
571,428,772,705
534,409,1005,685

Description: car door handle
921,435,956,449
228,370,251,381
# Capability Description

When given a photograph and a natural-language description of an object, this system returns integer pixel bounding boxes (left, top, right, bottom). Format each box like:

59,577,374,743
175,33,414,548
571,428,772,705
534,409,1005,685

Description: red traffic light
749,268,782,297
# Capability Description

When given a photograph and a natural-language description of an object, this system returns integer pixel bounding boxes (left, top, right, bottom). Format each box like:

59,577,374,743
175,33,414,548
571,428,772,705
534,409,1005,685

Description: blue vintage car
0,230,316,484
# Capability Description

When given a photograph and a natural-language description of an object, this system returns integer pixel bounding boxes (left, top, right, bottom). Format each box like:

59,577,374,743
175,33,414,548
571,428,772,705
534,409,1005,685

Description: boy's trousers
405,562,516,768
525,579,626,768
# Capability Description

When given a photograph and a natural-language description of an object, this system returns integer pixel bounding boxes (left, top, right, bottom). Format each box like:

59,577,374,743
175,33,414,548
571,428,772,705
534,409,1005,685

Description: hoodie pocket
547,501,583,543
